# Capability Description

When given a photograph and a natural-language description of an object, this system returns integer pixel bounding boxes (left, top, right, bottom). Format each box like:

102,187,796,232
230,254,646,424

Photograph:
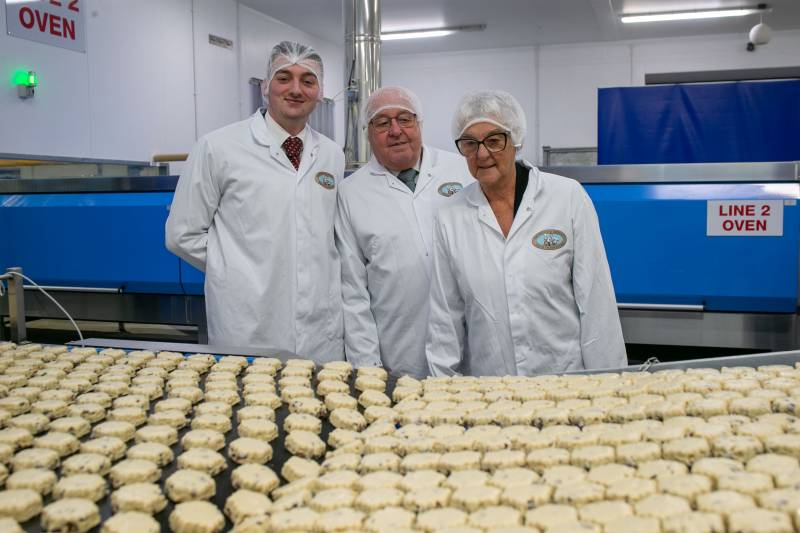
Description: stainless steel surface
646,67,800,85
0,153,154,166
68,338,291,359
344,0,380,170
0,176,179,194
542,161,800,183
620,309,799,351
565,349,800,375
23,285,121,294
4,268,26,343
3,287,794,352
618,303,705,311
0,291,207,340
541,146,598,167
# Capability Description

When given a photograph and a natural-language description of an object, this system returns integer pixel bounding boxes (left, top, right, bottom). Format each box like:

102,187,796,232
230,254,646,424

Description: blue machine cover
598,80,800,165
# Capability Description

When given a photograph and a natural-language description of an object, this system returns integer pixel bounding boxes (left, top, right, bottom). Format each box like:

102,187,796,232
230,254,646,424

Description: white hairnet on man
451,90,527,148
267,40,325,95
166,39,345,364
363,86,424,127
336,85,473,378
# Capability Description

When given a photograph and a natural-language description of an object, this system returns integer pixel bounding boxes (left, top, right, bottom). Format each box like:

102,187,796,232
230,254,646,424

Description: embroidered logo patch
438,182,463,197
315,172,336,190
532,229,567,250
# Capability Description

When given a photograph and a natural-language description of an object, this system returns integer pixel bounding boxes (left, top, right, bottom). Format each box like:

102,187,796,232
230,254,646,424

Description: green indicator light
12,70,37,87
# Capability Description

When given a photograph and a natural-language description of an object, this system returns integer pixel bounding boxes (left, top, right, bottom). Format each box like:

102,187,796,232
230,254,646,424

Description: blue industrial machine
0,157,208,342
2,160,798,351
545,162,800,351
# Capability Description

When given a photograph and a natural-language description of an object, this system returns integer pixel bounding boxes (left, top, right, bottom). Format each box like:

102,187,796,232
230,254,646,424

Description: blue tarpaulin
598,80,800,165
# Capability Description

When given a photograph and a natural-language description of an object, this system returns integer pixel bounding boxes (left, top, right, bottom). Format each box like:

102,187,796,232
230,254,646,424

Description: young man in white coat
165,41,345,363
336,86,474,378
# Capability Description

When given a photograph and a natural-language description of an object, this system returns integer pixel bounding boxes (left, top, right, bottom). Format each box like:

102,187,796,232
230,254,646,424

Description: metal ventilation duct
343,0,381,170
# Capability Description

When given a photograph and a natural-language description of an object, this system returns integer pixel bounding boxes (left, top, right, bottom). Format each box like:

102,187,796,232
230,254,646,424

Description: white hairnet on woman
451,90,526,148
267,40,324,92
425,90,626,377
363,86,424,127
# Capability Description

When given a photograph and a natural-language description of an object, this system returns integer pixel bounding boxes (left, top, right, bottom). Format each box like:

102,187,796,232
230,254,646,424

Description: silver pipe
344,0,381,170
23,285,121,294
617,303,705,311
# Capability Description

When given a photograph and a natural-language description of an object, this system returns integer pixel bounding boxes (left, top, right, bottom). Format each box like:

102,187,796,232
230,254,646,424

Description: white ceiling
240,0,800,55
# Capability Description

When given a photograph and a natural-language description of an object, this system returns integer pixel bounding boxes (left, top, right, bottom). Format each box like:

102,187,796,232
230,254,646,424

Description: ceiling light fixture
620,4,769,24
381,24,486,41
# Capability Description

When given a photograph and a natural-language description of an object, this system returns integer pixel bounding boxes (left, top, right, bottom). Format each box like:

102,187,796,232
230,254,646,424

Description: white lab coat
336,146,473,378
165,110,345,362
426,165,626,376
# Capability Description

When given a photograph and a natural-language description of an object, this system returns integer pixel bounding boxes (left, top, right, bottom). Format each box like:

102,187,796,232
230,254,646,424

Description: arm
165,138,220,271
425,217,466,376
334,191,382,368
571,187,627,369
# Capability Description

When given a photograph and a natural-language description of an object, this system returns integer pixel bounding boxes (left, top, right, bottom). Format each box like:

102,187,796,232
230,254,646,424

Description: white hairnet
451,90,526,148
267,41,324,89
363,86,423,127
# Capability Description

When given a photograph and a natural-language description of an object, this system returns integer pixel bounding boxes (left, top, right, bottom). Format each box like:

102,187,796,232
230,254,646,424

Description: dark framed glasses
455,132,509,156
369,113,417,133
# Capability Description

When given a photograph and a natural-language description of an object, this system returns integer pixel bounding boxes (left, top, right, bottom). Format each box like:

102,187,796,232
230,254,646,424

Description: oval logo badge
315,172,336,190
532,229,567,250
438,182,463,197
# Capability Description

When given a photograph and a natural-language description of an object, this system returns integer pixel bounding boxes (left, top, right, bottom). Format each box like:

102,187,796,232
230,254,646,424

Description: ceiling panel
240,0,800,54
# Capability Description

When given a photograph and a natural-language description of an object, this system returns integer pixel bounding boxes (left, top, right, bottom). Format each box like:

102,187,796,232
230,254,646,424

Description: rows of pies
0,341,800,531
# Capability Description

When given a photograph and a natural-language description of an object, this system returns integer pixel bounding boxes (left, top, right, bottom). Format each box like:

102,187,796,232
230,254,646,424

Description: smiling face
460,122,516,189
368,107,423,173
264,63,321,134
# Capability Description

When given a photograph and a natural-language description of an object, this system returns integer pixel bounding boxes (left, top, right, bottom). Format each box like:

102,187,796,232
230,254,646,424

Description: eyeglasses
369,113,417,133
455,132,509,156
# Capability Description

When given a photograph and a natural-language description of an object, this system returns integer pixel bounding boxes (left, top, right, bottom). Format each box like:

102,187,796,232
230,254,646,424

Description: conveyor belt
17,340,400,532
563,349,800,375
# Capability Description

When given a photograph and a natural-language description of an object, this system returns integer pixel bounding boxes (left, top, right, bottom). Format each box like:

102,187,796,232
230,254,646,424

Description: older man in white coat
336,86,473,378
166,41,345,363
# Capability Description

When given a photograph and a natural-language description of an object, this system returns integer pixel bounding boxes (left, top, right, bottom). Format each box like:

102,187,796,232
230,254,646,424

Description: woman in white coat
425,90,626,376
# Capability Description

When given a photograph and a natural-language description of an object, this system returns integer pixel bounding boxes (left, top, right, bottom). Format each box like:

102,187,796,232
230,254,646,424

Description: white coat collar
465,162,540,239
366,145,439,196
249,109,320,174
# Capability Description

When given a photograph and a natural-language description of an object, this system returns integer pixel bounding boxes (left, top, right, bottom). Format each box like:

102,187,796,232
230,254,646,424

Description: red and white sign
707,200,783,236
5,0,85,52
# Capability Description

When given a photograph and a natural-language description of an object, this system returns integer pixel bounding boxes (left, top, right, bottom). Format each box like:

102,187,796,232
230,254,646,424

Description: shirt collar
263,108,307,146
369,148,423,177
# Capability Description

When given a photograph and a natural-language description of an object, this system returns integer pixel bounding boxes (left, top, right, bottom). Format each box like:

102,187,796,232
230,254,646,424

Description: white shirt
264,109,307,149
425,165,626,376
165,110,345,362
336,146,474,378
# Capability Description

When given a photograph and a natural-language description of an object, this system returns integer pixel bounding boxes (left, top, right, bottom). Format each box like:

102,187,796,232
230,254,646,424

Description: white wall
0,0,344,165
192,0,240,138
383,47,538,162
86,0,196,162
384,29,800,165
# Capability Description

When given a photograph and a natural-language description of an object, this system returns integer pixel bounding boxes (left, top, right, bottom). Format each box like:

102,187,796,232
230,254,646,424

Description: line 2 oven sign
6,0,86,52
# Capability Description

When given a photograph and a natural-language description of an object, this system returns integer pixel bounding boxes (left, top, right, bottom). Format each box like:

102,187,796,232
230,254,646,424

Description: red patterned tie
282,137,303,170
